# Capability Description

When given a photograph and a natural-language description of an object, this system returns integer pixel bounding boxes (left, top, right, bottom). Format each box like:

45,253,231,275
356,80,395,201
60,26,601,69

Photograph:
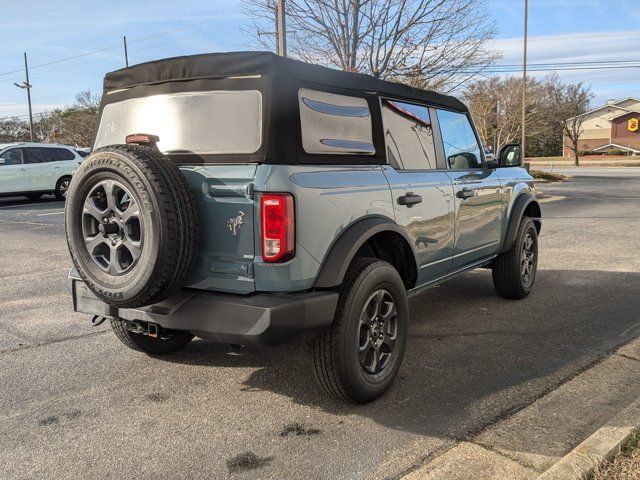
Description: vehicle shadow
155,268,640,451
0,195,61,208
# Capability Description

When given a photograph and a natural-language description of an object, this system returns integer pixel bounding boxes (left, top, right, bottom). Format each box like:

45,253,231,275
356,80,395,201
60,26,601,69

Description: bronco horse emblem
227,211,245,237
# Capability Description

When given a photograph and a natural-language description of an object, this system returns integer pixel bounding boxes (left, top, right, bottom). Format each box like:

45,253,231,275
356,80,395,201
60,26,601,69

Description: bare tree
464,76,546,151
0,118,30,143
243,0,498,92
556,83,593,166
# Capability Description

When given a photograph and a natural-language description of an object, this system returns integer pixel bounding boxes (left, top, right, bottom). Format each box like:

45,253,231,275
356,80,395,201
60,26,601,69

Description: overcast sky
0,0,638,119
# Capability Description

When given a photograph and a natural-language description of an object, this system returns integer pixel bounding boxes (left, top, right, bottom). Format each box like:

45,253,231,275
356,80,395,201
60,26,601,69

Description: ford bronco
66,52,541,403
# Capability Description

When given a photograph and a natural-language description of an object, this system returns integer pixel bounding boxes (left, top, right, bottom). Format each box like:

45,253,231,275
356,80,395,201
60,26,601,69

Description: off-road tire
54,176,71,201
25,193,43,200
310,258,408,403
492,216,538,299
65,145,199,308
110,318,193,355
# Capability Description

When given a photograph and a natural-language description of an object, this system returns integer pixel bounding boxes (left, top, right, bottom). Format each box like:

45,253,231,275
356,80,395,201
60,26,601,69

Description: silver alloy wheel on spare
358,289,398,375
521,232,535,286
81,179,143,275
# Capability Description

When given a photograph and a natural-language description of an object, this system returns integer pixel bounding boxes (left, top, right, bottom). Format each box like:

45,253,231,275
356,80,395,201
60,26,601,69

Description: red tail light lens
261,193,295,262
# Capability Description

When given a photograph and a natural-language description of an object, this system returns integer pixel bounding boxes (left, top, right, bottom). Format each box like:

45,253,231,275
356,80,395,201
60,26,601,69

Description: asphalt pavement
1,170,639,479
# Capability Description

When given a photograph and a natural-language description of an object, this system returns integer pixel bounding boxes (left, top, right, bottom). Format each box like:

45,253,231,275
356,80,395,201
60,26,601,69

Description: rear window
94,90,263,155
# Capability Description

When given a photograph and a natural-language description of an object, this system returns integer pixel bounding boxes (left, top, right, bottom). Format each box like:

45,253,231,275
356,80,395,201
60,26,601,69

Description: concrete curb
536,400,640,480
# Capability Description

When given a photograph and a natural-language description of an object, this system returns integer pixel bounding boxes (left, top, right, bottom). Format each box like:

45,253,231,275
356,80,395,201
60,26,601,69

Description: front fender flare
314,216,417,288
500,193,541,254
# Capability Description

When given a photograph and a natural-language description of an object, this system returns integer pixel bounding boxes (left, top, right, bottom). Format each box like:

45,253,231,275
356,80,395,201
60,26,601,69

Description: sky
0,0,638,119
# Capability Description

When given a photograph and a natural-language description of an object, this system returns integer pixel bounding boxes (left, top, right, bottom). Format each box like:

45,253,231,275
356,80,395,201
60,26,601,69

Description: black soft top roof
103,51,467,113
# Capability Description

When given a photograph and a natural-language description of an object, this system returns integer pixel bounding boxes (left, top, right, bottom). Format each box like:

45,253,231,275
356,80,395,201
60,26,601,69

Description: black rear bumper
70,272,338,346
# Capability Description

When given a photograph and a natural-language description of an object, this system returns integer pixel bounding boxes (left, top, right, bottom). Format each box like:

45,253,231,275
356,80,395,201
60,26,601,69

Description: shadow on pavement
155,268,640,451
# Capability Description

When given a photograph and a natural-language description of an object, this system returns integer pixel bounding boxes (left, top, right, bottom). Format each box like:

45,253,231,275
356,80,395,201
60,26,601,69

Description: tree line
463,74,592,161
0,91,100,147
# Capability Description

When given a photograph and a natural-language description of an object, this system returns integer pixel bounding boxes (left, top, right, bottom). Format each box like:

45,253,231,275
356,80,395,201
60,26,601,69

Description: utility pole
123,35,129,67
521,0,528,159
277,0,287,57
13,52,34,142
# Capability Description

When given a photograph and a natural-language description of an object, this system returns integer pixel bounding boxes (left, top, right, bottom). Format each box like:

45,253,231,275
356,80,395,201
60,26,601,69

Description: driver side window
0,148,23,166
436,109,483,169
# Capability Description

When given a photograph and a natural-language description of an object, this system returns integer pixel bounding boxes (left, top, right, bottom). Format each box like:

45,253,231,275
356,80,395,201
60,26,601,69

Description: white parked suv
0,143,83,200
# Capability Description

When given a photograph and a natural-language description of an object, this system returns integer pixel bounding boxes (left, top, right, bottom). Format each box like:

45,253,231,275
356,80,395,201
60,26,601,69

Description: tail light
261,193,295,262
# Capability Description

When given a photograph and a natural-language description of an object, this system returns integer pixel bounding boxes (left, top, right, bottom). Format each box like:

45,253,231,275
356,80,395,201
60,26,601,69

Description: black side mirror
497,143,521,167
485,159,498,170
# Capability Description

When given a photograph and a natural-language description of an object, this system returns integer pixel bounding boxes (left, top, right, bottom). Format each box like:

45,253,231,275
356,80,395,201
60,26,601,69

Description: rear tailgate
180,164,257,294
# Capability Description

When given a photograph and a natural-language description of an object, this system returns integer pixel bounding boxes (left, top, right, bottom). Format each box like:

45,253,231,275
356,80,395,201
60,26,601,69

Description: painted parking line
37,211,65,216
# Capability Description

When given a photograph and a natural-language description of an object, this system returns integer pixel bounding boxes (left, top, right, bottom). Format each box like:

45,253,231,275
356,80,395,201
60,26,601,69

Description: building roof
567,97,640,121
609,110,640,120
593,143,640,153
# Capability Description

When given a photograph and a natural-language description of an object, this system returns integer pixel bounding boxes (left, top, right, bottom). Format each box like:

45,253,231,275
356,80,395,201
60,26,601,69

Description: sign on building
628,118,639,132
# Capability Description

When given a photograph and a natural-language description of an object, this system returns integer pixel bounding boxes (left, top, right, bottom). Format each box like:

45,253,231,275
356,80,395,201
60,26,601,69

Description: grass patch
531,170,568,182
591,431,640,480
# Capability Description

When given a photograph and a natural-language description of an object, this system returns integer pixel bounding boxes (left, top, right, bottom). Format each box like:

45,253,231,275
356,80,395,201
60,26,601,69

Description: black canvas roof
103,51,468,113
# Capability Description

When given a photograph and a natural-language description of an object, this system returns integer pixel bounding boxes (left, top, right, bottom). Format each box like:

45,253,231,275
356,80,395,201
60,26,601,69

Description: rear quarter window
299,88,374,155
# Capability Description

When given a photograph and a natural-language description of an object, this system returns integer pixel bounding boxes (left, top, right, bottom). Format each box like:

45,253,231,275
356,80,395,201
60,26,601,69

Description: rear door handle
456,189,475,199
398,192,422,207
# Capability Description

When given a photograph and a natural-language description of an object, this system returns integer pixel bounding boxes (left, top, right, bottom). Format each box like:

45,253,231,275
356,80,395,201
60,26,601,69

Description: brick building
564,98,640,157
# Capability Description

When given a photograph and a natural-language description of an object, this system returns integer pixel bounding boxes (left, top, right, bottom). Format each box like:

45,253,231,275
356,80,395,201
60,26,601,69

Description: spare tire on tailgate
65,145,199,308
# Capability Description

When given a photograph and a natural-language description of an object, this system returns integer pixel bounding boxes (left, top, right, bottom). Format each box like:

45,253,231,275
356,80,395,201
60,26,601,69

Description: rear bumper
69,270,338,346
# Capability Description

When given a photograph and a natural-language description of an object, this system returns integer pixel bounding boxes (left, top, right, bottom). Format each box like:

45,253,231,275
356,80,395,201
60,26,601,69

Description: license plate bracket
73,281,114,317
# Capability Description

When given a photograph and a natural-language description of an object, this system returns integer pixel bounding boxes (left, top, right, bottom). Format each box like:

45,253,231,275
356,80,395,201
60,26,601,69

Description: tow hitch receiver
126,320,161,338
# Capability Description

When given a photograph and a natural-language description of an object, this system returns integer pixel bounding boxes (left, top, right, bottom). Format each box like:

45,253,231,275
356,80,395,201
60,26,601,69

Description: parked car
75,147,91,158
66,52,541,403
0,142,83,200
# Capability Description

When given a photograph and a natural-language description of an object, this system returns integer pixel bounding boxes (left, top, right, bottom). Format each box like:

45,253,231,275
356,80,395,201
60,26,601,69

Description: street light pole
123,35,129,68
521,0,528,159
14,52,34,142
277,0,287,57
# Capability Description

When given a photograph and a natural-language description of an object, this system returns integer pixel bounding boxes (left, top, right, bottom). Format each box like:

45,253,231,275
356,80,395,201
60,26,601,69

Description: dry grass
592,433,640,480
531,169,569,182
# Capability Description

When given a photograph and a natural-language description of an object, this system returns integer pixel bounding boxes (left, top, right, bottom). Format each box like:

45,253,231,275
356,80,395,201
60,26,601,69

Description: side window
381,98,437,170
24,147,54,164
52,148,76,161
436,110,483,169
0,148,23,166
299,88,374,155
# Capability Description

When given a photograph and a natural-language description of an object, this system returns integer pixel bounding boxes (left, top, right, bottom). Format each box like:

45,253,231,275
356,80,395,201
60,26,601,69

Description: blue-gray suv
65,52,541,403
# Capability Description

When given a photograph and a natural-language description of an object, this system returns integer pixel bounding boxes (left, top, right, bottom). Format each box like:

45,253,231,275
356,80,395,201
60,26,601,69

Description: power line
0,18,217,78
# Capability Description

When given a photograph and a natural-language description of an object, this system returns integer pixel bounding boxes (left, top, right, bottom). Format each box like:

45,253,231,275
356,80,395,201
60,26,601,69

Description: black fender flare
500,192,541,254
314,216,418,288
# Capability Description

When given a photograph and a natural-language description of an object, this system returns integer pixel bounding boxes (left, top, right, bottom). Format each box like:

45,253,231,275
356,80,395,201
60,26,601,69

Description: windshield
95,90,263,155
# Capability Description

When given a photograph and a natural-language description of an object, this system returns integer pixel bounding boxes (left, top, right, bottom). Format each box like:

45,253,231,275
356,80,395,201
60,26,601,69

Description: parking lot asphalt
1,170,640,479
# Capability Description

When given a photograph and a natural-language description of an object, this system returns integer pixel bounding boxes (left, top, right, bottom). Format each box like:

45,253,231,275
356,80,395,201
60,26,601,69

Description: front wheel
110,319,193,355
310,258,408,403
492,216,538,299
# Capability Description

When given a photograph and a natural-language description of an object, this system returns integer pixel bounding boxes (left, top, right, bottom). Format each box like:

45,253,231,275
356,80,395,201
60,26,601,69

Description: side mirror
497,143,521,167
485,159,498,170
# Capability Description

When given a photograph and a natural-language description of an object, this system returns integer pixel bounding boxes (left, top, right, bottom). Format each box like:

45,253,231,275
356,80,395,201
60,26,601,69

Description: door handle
398,192,422,207
456,189,475,199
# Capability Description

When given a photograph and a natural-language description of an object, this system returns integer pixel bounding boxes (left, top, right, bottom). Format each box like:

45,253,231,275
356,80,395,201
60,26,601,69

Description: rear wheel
311,258,408,403
492,216,538,299
110,318,193,355
55,176,71,201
